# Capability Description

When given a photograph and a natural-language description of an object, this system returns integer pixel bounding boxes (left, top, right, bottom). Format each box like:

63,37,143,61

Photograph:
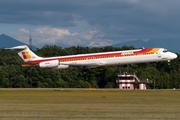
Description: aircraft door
158,51,161,57
161,49,168,59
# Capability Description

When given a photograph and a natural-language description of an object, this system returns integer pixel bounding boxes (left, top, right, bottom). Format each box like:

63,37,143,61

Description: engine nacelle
39,60,60,68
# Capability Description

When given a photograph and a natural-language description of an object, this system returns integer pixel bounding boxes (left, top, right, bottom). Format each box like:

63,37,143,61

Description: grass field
0,88,180,120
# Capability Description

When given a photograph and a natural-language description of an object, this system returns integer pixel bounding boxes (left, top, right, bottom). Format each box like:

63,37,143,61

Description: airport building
116,72,151,90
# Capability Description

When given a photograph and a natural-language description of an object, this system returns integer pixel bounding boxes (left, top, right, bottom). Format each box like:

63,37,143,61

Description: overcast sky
1,0,180,47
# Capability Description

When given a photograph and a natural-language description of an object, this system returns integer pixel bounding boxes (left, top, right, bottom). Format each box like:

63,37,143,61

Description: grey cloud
1,0,180,44
0,0,134,26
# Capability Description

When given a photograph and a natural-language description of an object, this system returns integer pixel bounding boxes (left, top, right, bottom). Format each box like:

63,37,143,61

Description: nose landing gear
168,60,170,65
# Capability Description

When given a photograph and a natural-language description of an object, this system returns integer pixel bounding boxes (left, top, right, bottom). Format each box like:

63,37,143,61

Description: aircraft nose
171,53,177,59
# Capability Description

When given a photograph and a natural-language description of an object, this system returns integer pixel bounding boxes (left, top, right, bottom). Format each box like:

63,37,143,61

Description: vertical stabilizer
8,45,41,62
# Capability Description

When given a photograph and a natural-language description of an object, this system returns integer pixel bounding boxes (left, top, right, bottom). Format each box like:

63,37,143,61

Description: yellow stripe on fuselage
149,48,160,53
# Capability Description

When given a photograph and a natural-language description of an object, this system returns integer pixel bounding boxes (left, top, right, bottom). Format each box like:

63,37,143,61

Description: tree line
0,45,180,89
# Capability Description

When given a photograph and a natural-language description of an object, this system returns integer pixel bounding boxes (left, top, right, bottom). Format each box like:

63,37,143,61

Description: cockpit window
163,49,168,53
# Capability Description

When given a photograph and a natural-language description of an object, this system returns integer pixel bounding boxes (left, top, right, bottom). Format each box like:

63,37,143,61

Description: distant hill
112,39,180,53
0,34,36,50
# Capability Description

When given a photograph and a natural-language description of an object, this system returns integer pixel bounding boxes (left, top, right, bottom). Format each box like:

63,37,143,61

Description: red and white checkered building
139,82,146,90
118,75,135,90
117,74,147,90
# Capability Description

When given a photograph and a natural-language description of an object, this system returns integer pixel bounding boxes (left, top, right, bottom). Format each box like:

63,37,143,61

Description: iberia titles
121,51,134,55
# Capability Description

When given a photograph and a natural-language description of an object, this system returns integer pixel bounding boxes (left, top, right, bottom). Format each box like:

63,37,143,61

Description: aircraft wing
60,61,107,68
61,62,98,66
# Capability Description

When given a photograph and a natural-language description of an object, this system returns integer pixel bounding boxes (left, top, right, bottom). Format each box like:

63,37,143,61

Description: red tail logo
22,52,31,59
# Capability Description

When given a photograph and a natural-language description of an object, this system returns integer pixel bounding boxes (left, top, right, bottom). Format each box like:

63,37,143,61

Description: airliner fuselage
10,46,177,70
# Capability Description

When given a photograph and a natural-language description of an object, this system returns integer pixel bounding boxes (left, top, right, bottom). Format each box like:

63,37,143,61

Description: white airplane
8,45,177,70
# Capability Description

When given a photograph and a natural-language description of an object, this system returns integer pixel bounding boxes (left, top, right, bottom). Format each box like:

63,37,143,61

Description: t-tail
7,45,41,62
